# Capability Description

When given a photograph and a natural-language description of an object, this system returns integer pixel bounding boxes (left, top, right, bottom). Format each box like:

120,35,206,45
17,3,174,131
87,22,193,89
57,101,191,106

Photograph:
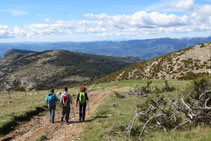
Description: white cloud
0,25,25,38
0,9,28,16
0,6,210,40
84,11,190,29
195,5,211,16
38,14,48,17
173,0,194,11
45,18,50,22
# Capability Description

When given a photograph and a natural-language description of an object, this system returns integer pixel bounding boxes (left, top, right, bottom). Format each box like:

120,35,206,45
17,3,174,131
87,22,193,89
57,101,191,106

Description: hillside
1,79,210,140
3,49,36,58
0,37,210,59
0,49,140,90
97,42,211,82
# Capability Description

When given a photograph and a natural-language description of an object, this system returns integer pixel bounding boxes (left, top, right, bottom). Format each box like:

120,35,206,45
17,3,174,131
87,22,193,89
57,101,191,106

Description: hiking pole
72,104,75,119
58,103,62,120
88,101,90,115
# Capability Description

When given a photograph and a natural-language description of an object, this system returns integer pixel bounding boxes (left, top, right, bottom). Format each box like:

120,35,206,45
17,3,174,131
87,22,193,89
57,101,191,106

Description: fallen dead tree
127,81,152,97
126,80,175,98
125,79,211,141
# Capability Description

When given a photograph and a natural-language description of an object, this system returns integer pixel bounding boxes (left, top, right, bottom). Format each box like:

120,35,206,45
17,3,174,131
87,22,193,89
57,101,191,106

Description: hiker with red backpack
60,87,73,123
45,88,59,123
76,86,89,122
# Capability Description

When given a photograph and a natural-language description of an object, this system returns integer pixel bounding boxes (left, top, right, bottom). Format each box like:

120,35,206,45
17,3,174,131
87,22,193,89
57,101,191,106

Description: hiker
76,86,89,122
60,87,73,123
45,88,59,123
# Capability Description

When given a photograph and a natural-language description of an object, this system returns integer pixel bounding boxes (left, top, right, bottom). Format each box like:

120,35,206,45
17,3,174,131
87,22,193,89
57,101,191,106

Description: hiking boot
61,117,63,122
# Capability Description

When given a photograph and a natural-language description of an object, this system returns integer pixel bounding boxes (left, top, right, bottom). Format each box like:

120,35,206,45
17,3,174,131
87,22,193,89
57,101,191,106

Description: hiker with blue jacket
76,86,89,122
45,88,59,123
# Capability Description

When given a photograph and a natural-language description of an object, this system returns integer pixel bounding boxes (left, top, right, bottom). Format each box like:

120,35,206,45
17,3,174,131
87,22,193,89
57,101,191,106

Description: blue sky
0,0,210,42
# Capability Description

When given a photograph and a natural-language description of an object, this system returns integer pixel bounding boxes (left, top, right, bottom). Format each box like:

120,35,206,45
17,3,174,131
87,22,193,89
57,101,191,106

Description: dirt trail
1,86,116,141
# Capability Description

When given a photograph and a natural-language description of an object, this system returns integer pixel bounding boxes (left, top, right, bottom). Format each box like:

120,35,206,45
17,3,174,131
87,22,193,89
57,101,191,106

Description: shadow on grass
0,106,48,137
66,115,110,125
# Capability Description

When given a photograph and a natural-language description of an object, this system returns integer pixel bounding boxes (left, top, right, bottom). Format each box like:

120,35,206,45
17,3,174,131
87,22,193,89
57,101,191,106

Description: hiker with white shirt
60,87,73,123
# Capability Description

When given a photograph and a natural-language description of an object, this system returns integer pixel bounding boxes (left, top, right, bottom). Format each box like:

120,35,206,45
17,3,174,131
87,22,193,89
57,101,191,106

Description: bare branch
172,119,191,131
139,114,164,141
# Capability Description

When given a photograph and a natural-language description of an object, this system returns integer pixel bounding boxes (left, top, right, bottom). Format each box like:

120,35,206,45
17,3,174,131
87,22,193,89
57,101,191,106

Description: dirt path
1,86,116,141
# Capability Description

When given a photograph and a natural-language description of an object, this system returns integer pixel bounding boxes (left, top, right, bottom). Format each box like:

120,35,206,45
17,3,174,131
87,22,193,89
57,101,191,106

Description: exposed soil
0,86,117,141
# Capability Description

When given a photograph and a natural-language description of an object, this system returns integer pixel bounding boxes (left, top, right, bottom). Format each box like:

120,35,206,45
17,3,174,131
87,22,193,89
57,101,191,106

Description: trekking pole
72,104,75,119
88,101,90,115
58,104,62,120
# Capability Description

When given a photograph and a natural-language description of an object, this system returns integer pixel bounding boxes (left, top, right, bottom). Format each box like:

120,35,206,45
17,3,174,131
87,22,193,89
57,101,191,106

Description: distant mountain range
97,42,211,83
0,49,140,90
0,37,210,60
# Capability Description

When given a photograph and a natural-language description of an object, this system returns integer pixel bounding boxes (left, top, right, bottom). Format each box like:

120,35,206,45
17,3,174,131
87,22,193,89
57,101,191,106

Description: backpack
48,94,56,108
79,92,86,103
62,94,69,107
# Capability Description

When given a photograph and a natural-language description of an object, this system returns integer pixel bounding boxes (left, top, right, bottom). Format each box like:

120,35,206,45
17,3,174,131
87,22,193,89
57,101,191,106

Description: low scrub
126,78,211,140
81,80,211,141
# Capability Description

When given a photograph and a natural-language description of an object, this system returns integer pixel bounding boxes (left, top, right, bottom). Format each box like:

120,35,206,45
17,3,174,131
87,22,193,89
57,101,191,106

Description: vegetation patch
35,133,47,141
0,90,50,136
80,80,203,140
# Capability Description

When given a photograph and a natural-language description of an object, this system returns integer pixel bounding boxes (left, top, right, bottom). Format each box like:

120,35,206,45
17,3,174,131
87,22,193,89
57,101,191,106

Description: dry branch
125,79,211,140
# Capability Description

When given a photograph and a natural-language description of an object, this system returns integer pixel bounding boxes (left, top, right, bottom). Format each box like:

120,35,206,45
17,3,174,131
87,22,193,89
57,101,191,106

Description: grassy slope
0,50,140,90
81,80,211,141
0,87,82,135
0,90,48,135
96,42,211,83
1,79,210,140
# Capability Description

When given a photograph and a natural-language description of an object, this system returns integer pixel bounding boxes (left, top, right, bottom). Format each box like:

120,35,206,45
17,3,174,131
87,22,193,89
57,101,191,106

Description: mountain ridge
0,37,210,59
96,42,211,83
0,49,141,90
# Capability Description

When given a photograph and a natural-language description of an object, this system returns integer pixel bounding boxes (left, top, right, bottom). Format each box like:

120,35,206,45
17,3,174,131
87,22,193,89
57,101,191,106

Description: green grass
35,133,47,141
0,88,80,135
144,126,211,141
0,90,48,135
81,92,143,141
80,80,211,141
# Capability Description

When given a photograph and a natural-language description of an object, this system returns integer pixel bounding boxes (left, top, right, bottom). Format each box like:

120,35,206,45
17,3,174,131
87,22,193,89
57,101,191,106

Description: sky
0,0,211,42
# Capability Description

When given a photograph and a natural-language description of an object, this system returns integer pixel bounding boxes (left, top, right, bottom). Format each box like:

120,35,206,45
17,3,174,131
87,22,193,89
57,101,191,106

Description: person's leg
50,107,54,122
61,107,64,122
52,106,56,123
49,108,51,122
65,107,70,123
82,103,86,121
79,103,83,121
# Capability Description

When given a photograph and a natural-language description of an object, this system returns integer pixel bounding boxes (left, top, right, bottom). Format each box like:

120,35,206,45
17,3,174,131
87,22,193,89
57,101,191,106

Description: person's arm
45,96,48,103
76,93,79,107
55,94,59,101
85,92,89,101
60,95,63,105
69,94,73,104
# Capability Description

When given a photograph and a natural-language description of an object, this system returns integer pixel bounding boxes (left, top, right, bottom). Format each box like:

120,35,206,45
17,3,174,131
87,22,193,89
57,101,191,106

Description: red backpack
62,94,69,107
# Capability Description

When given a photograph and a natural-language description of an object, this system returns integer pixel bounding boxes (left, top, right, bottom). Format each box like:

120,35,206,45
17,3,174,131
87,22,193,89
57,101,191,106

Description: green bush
14,86,25,91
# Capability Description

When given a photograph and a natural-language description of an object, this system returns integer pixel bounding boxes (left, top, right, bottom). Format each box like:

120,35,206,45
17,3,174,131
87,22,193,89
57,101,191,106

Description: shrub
14,86,25,91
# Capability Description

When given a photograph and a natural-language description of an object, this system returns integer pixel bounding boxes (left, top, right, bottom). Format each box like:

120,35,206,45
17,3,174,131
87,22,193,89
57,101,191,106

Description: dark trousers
61,106,70,122
79,103,86,121
49,105,56,123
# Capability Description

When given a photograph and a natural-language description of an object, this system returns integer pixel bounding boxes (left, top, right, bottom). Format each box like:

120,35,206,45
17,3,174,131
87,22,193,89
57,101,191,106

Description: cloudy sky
0,0,211,42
